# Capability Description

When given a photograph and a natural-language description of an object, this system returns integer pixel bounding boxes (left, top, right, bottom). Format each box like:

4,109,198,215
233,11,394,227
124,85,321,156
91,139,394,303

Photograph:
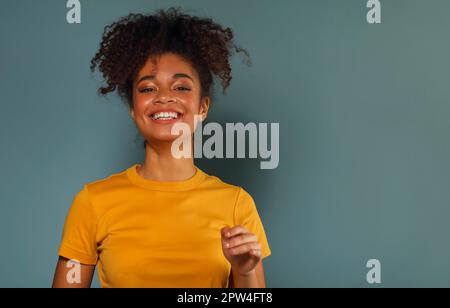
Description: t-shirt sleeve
57,185,98,265
234,188,271,260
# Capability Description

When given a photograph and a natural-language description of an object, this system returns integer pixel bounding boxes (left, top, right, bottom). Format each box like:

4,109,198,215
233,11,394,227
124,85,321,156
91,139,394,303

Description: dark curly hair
90,7,251,109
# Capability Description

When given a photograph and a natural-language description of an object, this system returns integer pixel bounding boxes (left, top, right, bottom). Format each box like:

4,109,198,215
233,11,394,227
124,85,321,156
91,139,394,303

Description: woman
52,7,271,288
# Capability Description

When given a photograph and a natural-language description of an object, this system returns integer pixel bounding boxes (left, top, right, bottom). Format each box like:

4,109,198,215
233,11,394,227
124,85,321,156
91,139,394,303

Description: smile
150,111,182,120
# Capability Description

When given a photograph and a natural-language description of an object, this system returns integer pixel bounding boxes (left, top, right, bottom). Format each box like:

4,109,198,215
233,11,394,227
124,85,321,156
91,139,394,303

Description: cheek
183,103,203,131
132,97,149,116
183,96,202,115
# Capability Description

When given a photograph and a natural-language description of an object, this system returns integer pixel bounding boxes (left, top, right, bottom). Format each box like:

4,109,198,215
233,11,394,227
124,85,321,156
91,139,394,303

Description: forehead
136,53,198,80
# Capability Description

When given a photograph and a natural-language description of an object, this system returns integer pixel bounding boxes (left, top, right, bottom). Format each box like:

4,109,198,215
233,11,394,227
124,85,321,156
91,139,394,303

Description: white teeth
151,112,179,120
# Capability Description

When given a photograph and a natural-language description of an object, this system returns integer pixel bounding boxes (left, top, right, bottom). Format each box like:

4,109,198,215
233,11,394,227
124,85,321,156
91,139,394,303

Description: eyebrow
137,73,194,83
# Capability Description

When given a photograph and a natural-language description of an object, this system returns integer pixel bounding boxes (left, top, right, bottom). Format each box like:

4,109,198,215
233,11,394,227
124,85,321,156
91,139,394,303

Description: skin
52,52,267,288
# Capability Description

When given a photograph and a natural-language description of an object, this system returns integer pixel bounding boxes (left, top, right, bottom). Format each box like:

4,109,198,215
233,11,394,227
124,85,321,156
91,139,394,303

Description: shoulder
73,166,131,209
84,166,130,192
200,169,240,191
198,169,254,204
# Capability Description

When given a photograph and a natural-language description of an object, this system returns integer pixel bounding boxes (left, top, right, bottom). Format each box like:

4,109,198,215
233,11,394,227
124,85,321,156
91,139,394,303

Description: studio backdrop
1,0,450,287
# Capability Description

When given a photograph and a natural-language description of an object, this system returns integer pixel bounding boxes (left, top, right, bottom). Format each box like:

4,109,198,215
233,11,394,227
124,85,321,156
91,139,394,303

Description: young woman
52,7,271,288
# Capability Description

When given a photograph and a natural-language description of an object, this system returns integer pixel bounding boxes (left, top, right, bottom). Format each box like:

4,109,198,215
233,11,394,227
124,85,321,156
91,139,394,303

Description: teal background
1,0,450,287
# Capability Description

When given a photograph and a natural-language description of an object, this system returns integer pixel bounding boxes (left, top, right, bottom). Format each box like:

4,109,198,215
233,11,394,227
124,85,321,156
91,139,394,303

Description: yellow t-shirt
58,163,271,288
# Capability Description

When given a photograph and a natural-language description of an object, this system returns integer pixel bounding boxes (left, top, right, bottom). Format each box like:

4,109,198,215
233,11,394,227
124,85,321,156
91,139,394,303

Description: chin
146,133,183,143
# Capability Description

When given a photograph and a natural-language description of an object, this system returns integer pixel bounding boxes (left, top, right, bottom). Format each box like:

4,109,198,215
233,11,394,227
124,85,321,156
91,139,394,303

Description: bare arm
52,256,95,288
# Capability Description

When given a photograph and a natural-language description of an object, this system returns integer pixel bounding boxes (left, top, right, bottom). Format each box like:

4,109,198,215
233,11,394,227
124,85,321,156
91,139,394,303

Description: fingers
221,225,261,258
226,242,262,256
221,225,249,239
223,233,258,249
249,248,262,258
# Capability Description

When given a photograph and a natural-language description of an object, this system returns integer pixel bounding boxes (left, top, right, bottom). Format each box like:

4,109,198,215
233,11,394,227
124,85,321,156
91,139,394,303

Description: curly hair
90,7,251,108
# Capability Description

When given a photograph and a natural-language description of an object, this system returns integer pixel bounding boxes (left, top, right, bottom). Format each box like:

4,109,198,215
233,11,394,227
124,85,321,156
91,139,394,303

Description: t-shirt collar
126,163,206,191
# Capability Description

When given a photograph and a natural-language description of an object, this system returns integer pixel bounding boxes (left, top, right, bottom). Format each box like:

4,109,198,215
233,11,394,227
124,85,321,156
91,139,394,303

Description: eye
175,86,191,92
139,88,155,93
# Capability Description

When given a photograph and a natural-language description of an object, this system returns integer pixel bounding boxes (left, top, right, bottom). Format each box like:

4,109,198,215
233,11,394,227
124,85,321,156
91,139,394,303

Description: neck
138,140,196,181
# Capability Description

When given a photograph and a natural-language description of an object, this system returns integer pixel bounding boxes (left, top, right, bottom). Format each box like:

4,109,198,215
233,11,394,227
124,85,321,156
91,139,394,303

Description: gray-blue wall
1,0,450,287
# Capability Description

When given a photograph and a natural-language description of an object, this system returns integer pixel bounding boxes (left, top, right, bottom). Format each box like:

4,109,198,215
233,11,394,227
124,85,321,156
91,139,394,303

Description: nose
154,88,176,104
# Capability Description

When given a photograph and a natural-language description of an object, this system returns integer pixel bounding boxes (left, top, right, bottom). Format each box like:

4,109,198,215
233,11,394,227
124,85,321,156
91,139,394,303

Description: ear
199,97,210,122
